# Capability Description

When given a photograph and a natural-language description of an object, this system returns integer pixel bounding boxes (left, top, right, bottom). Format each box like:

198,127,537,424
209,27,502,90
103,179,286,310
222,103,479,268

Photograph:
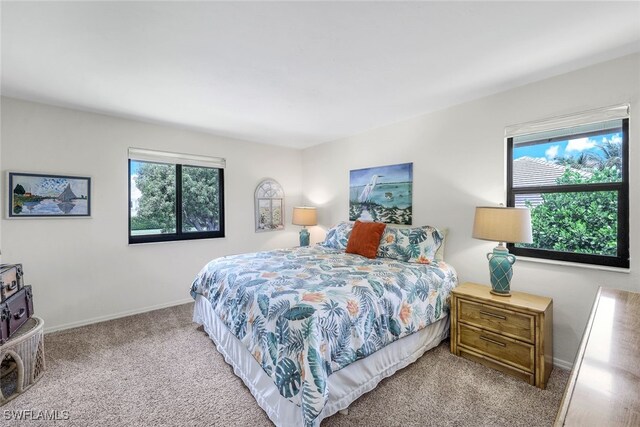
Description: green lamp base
299,228,310,247
487,245,516,297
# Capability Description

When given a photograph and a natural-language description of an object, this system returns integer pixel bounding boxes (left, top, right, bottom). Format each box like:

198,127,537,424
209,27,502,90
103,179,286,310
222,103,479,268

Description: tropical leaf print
276,316,290,346
301,380,321,427
384,282,403,299
307,347,326,394
243,278,268,288
426,304,435,322
319,316,339,347
415,280,430,301
268,299,291,321
283,304,316,320
301,317,315,340
388,317,401,337
258,294,269,317
271,289,299,298
363,310,375,341
320,222,353,250
377,225,445,264
264,332,278,366
275,357,301,398
407,243,421,259
286,329,305,356
368,279,385,298
251,316,265,348
391,243,411,261
321,300,346,318
431,229,444,246
190,244,458,427
409,228,428,244
233,313,247,339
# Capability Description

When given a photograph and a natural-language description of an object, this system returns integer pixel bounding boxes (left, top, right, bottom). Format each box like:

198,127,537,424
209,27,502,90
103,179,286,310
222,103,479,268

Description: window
128,148,225,243
506,106,629,268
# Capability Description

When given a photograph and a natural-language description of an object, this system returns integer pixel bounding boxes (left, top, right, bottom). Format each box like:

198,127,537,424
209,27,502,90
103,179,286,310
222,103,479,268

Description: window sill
128,236,226,246
517,256,631,274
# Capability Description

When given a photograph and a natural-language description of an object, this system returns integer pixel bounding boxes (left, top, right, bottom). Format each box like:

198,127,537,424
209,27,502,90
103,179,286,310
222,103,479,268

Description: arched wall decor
255,178,285,232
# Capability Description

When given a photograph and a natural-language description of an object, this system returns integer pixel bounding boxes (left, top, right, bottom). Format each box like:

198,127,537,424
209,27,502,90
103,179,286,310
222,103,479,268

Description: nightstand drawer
458,299,535,343
458,323,534,372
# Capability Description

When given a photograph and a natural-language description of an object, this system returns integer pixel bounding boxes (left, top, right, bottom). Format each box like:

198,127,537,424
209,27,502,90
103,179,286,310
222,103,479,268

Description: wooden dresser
555,287,640,426
450,282,553,389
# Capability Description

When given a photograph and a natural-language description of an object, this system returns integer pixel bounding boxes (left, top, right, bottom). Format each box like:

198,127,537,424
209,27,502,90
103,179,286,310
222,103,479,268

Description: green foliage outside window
135,163,176,233
133,162,221,234
520,166,619,256
181,166,221,232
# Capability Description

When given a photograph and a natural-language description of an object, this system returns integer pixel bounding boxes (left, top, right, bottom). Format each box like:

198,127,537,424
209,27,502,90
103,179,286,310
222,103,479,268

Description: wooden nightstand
450,282,553,389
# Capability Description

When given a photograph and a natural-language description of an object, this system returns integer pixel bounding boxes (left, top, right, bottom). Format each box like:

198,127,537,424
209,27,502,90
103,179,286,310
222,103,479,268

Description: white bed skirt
193,295,449,426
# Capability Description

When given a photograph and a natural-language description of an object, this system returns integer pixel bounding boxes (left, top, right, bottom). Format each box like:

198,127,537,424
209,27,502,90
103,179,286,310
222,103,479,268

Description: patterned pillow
377,225,444,264
320,221,353,250
433,227,448,262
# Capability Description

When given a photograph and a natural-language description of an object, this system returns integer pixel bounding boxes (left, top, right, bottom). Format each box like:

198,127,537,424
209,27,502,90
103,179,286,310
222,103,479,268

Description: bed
191,224,458,427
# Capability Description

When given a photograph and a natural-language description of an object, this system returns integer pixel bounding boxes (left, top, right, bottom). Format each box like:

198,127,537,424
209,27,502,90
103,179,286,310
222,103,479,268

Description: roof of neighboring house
513,157,591,188
513,157,593,208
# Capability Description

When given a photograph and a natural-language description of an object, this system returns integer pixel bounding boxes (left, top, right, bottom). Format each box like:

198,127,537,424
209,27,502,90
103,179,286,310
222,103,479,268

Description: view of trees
132,162,221,234
134,163,176,233
521,166,619,256
181,166,221,232
552,135,623,173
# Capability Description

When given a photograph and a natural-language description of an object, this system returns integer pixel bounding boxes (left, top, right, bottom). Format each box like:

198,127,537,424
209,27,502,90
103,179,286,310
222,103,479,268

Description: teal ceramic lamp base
487,244,517,297
299,227,310,247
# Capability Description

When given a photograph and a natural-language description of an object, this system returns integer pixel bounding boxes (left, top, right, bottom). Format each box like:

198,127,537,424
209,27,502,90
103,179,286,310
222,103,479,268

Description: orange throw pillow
346,221,386,259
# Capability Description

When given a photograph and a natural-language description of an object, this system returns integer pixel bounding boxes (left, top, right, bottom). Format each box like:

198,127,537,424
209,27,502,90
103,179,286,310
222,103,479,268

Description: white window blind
505,104,630,140
512,119,624,145
128,148,226,169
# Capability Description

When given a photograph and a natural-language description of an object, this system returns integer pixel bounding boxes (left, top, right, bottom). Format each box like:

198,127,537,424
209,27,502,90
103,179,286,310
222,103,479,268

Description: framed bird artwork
348,163,413,225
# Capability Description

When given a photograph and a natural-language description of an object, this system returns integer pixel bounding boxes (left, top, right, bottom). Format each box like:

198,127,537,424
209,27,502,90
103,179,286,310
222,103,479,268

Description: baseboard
43,297,194,334
41,300,577,372
553,357,573,371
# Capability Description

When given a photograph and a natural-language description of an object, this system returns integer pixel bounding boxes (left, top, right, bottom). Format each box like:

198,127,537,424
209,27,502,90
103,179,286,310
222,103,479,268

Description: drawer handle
479,336,506,347
479,310,506,320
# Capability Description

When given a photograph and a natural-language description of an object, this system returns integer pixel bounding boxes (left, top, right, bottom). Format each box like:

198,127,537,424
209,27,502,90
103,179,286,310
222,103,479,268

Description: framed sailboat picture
8,172,91,217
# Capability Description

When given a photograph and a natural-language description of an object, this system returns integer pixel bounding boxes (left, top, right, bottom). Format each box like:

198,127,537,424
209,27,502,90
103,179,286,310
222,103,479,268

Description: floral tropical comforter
190,245,458,426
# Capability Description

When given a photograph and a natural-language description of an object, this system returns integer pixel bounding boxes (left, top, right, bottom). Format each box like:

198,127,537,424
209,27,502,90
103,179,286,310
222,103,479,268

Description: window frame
506,118,629,268
128,159,225,244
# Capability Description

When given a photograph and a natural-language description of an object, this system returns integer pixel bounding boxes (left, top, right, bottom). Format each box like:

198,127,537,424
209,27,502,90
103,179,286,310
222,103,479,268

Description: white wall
0,97,303,332
302,53,640,366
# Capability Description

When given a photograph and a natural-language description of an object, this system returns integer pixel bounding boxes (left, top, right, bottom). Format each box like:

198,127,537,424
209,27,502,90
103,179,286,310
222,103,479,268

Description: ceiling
2,2,639,149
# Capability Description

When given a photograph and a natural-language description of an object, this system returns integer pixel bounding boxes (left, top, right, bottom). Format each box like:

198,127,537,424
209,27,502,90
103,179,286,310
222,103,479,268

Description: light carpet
1,303,569,426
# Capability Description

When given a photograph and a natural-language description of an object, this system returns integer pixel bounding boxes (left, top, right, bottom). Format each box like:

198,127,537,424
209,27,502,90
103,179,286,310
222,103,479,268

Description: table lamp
292,207,317,247
472,206,532,296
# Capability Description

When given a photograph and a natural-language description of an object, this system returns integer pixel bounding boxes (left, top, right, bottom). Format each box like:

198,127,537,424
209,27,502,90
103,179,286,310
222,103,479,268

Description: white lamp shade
472,206,533,244
292,207,317,226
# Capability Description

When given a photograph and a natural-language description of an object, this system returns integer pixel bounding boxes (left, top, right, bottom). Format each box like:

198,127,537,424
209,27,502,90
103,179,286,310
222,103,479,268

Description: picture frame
8,172,91,218
349,162,413,225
